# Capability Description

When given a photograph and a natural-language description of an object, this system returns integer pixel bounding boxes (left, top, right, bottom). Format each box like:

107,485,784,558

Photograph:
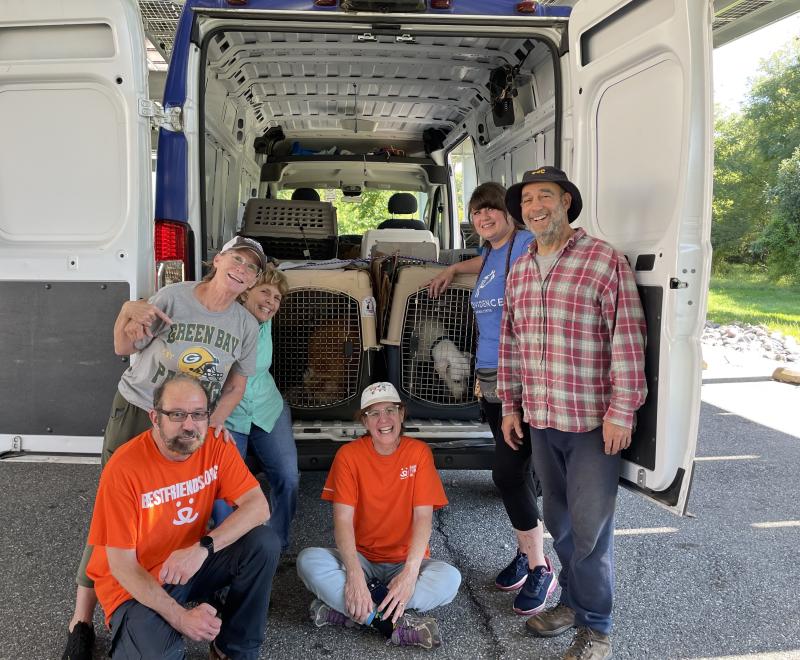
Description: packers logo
178,347,224,382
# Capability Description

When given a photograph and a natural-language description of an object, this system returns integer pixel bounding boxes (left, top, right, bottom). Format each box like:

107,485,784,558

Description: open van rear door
567,0,713,514
0,0,152,454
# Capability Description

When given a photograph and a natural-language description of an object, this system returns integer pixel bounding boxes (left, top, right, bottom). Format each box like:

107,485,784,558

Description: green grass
707,265,800,341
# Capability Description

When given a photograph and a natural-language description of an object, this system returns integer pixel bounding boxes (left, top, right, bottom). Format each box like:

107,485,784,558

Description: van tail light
430,0,452,8
315,0,337,5
154,219,188,289
516,1,540,13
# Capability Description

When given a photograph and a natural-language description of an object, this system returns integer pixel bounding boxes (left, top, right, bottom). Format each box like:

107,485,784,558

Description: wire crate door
273,288,363,409
400,286,477,406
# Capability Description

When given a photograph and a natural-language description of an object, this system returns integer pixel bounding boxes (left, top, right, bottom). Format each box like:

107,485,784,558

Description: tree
711,39,800,274
756,146,800,280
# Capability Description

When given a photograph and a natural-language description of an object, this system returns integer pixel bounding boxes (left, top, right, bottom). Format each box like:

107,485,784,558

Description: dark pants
482,399,540,531
109,526,281,660
530,426,620,634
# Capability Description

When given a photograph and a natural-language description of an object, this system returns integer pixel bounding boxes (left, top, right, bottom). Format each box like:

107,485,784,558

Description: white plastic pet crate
272,268,378,419
243,198,337,260
382,265,479,420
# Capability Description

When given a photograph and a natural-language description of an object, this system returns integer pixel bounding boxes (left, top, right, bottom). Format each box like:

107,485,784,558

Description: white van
0,0,711,515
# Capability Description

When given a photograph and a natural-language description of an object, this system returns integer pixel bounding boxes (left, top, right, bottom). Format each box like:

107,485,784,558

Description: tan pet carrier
272,268,377,419
242,198,337,260
382,265,479,420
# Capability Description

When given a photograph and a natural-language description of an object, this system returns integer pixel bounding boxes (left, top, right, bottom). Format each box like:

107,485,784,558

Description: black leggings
482,399,541,531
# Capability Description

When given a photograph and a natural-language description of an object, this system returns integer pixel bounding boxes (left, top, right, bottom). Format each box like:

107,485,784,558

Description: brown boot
563,626,612,660
209,642,230,660
525,602,576,637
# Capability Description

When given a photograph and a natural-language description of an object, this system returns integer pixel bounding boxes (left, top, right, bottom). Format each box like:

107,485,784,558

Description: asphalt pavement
1,356,799,659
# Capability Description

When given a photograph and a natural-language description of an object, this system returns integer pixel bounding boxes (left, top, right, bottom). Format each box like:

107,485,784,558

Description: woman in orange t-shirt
296,382,461,650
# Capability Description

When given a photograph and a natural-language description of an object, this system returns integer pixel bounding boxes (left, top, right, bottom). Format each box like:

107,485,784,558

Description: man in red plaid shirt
497,167,647,660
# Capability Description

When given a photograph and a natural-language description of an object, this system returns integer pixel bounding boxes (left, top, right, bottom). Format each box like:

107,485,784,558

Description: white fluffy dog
418,320,473,400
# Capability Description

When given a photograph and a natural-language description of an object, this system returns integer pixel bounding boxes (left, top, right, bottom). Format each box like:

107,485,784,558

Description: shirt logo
400,464,417,480
475,269,495,296
173,498,199,526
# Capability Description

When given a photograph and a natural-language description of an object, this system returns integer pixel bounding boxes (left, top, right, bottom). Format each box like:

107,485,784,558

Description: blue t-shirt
471,230,534,369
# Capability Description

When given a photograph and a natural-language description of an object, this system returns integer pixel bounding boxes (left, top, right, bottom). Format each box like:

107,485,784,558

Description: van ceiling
204,29,550,149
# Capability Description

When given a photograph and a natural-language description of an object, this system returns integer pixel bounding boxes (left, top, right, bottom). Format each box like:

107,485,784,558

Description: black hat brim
505,179,583,225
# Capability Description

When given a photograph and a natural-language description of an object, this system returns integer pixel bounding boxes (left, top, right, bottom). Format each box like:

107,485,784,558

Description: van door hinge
139,99,183,132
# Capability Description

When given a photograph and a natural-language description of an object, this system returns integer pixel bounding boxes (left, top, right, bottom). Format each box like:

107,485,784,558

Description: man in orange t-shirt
296,382,461,650
86,374,280,660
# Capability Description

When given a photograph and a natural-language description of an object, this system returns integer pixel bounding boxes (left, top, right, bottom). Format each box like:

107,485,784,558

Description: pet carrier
382,265,479,420
272,268,378,420
242,198,337,260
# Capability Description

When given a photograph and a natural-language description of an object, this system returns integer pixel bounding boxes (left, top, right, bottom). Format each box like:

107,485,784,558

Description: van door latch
138,99,183,132
669,277,688,289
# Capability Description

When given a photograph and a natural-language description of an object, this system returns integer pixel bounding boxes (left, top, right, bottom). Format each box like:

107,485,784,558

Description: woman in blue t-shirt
428,183,555,616
212,266,299,553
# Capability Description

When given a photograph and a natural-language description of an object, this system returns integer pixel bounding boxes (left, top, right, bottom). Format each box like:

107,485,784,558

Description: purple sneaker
513,557,557,616
495,548,529,591
389,613,442,649
309,599,359,628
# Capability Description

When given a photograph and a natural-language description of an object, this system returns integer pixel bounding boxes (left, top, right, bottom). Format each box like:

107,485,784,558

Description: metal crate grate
273,288,362,408
400,286,477,406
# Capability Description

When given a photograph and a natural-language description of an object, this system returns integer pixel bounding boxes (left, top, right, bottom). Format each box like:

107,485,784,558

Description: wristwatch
199,535,215,555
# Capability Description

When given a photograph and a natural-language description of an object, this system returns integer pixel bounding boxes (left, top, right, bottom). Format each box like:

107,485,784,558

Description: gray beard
161,427,204,455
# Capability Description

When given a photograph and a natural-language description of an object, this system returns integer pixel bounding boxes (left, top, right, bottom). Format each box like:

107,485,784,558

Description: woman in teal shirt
213,266,298,552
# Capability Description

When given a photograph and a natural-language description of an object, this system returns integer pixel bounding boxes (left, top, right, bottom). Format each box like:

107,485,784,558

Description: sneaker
495,549,529,591
389,612,442,649
563,626,613,660
525,602,576,638
309,598,359,628
61,622,95,660
513,557,557,615
209,641,230,660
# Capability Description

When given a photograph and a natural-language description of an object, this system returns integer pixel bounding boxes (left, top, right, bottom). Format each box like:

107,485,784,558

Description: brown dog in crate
302,319,359,405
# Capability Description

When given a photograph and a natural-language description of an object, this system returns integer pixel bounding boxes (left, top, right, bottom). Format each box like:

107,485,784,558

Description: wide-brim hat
221,236,267,271
505,166,583,224
360,382,401,411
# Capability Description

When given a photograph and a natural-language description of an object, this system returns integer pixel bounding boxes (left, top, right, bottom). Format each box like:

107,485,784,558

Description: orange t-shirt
87,429,258,623
321,436,448,564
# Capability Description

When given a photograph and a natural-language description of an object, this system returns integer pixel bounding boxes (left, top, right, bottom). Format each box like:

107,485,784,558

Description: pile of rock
702,322,800,363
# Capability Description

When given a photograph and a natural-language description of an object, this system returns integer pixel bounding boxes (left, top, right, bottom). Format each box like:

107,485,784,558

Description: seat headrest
377,218,428,230
291,188,320,201
388,192,417,215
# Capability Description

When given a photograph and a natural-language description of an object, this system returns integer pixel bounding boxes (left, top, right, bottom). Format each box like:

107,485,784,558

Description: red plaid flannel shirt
497,228,647,431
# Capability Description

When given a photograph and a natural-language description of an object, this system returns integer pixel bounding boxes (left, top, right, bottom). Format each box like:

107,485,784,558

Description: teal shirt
225,320,284,434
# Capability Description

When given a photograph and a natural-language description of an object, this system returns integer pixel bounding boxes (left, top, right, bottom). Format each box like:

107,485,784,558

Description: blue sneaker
495,548,529,591
513,557,557,615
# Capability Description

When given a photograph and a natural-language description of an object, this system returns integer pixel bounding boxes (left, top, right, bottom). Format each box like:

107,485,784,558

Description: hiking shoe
513,557,557,615
525,602,576,638
309,598,359,628
495,548,529,591
61,622,95,660
563,626,613,660
389,612,442,649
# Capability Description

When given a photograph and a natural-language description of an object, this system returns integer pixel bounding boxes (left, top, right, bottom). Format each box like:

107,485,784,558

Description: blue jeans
296,547,461,623
530,426,621,635
212,403,299,551
108,526,280,660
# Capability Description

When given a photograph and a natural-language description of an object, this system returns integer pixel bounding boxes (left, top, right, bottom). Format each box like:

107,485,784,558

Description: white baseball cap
360,382,401,411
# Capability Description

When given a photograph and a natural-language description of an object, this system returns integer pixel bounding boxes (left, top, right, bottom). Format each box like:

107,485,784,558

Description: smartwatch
199,535,214,555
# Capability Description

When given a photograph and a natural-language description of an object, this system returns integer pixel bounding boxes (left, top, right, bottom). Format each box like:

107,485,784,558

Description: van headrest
377,218,427,230
291,188,320,201
388,192,417,215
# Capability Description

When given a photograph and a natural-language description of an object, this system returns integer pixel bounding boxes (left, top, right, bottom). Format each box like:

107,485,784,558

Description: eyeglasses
226,252,261,276
363,405,400,419
157,409,211,423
